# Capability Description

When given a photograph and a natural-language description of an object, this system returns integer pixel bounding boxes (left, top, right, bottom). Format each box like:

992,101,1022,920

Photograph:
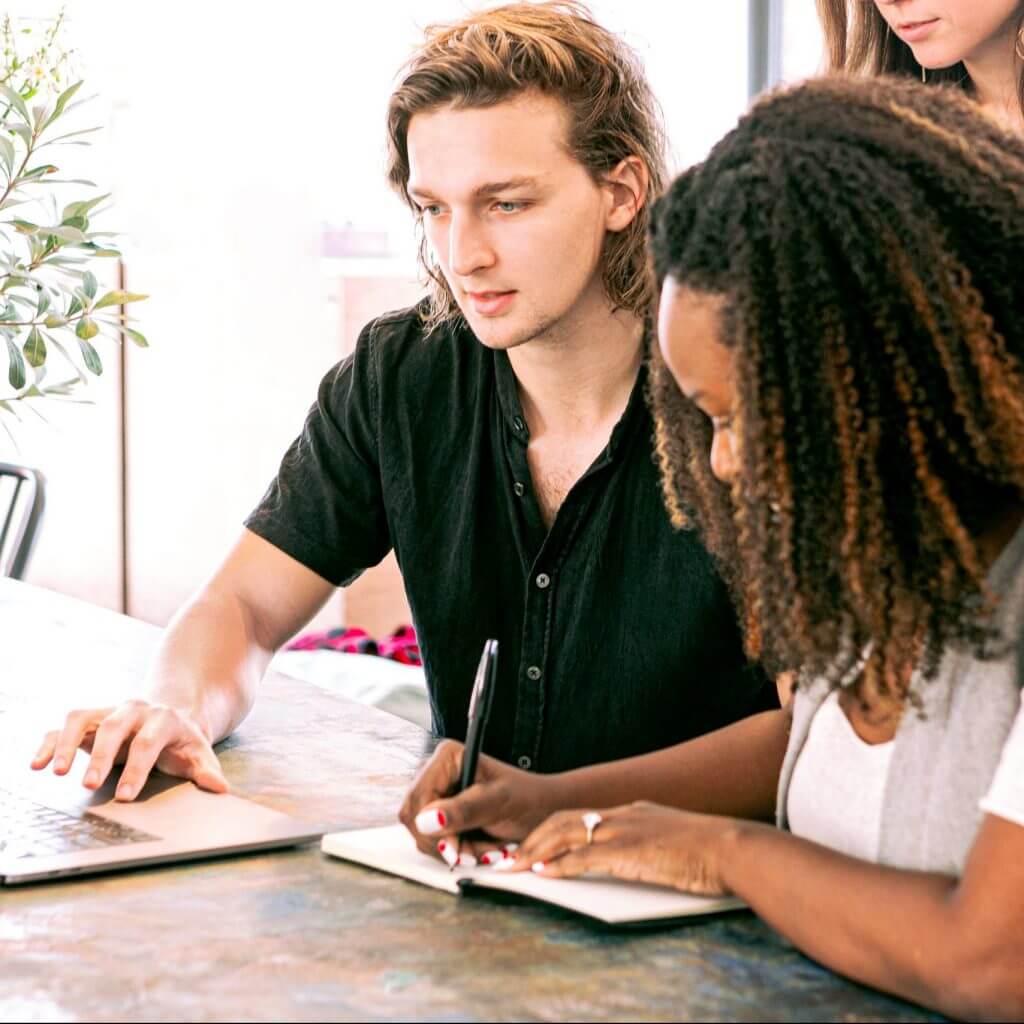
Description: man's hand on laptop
30,701,229,801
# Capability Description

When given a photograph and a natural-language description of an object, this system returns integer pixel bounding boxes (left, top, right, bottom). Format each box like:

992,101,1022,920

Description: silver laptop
0,745,323,885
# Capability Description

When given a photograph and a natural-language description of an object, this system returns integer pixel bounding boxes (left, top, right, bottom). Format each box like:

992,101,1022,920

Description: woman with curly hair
818,0,1024,131
401,76,1024,1018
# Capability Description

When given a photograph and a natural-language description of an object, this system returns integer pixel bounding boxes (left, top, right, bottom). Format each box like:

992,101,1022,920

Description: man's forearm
554,707,790,820
143,588,272,744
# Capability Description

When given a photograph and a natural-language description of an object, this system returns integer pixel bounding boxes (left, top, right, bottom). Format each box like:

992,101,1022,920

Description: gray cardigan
775,521,1024,875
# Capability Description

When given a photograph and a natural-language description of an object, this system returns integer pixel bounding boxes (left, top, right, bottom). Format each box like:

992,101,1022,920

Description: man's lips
466,290,516,316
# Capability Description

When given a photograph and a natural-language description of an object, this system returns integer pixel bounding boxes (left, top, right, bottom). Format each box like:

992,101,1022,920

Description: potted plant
0,8,146,448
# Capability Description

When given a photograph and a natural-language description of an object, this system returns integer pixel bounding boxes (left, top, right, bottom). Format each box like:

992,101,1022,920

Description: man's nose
449,214,496,278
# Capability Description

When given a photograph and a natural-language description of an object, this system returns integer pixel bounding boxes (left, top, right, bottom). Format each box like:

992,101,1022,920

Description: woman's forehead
657,280,735,406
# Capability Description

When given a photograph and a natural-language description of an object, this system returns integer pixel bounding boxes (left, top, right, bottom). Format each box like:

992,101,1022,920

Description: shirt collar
490,342,648,459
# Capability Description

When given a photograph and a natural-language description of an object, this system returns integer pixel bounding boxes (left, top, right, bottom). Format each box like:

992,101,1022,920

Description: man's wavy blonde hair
386,1,667,333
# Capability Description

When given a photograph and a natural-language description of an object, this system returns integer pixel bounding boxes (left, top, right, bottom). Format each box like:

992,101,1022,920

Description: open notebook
321,825,745,925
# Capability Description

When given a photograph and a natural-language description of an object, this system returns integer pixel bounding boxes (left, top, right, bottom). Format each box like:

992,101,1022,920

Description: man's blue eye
495,201,523,212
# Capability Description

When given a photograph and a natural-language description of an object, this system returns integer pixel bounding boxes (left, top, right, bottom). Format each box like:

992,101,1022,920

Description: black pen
450,638,498,869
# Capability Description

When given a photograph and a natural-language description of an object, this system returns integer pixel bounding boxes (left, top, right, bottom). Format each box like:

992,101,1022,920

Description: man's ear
604,155,649,233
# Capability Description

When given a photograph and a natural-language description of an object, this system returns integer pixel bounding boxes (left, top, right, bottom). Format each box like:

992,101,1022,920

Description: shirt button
513,416,525,432
513,481,525,497
526,665,542,681
535,573,550,589
517,755,532,770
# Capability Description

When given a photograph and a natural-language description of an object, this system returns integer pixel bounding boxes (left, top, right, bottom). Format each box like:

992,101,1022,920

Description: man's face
406,91,614,350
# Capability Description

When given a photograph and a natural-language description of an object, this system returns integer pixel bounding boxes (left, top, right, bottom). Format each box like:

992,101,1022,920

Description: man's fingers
115,711,219,801
83,705,148,790
50,708,114,775
112,724,171,801
188,747,230,794
30,731,59,770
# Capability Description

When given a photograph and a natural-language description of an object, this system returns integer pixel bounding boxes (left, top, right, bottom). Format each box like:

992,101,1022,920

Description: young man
32,2,775,801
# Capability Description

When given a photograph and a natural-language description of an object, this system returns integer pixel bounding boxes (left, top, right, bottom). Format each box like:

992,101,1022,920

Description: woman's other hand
507,801,740,896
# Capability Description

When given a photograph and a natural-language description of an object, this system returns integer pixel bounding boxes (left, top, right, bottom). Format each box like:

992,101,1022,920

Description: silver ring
582,811,603,845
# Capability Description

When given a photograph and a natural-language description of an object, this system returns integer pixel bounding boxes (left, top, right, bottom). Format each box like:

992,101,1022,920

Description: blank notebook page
322,824,744,924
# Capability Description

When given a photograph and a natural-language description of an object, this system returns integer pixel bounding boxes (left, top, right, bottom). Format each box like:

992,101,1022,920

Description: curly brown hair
648,75,1024,697
816,0,1024,119
386,1,667,334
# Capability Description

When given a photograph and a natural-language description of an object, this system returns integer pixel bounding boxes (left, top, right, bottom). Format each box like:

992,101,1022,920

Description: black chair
0,461,45,580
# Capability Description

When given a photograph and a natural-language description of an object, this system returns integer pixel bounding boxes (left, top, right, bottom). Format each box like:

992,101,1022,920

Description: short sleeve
244,319,391,586
979,689,1024,828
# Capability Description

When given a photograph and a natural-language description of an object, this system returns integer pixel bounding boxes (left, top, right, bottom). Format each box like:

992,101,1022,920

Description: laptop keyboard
0,786,158,860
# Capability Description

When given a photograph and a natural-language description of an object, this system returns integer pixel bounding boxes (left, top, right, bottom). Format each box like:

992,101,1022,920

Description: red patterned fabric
286,625,421,666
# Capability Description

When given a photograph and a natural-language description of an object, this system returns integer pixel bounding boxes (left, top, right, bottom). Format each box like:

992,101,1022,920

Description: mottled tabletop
0,579,943,1022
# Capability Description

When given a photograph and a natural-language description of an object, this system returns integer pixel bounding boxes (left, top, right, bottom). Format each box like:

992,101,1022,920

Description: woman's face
656,277,739,485
871,0,1023,69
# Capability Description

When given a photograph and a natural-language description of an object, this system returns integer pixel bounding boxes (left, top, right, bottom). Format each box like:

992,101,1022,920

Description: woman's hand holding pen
398,739,571,865
496,801,740,896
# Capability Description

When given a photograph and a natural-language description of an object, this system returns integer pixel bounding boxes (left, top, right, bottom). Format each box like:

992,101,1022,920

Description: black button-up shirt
246,305,775,773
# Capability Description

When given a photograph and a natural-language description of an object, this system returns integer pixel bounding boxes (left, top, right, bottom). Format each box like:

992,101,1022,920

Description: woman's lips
468,291,516,316
897,18,939,43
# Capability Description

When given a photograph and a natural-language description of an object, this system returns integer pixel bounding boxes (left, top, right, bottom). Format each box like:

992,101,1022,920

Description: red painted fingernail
438,841,447,852
437,810,447,828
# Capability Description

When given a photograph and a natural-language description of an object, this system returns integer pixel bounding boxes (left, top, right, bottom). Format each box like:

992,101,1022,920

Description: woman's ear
604,155,649,233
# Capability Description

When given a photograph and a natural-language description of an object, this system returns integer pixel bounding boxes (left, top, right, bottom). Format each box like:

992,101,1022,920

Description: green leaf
39,126,103,147
66,295,83,318
8,123,31,147
35,288,50,317
42,225,86,243
62,194,109,223
43,313,64,328
0,135,13,175
0,83,31,125
6,336,25,388
23,165,59,180
78,244,120,258
22,326,45,368
77,335,102,375
10,219,39,234
76,316,99,342
25,177,95,187
93,290,148,311
120,325,149,348
82,270,97,300
43,80,83,129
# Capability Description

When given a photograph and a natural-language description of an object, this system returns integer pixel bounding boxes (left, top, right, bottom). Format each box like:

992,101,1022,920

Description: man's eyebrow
407,176,541,202
472,176,540,198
